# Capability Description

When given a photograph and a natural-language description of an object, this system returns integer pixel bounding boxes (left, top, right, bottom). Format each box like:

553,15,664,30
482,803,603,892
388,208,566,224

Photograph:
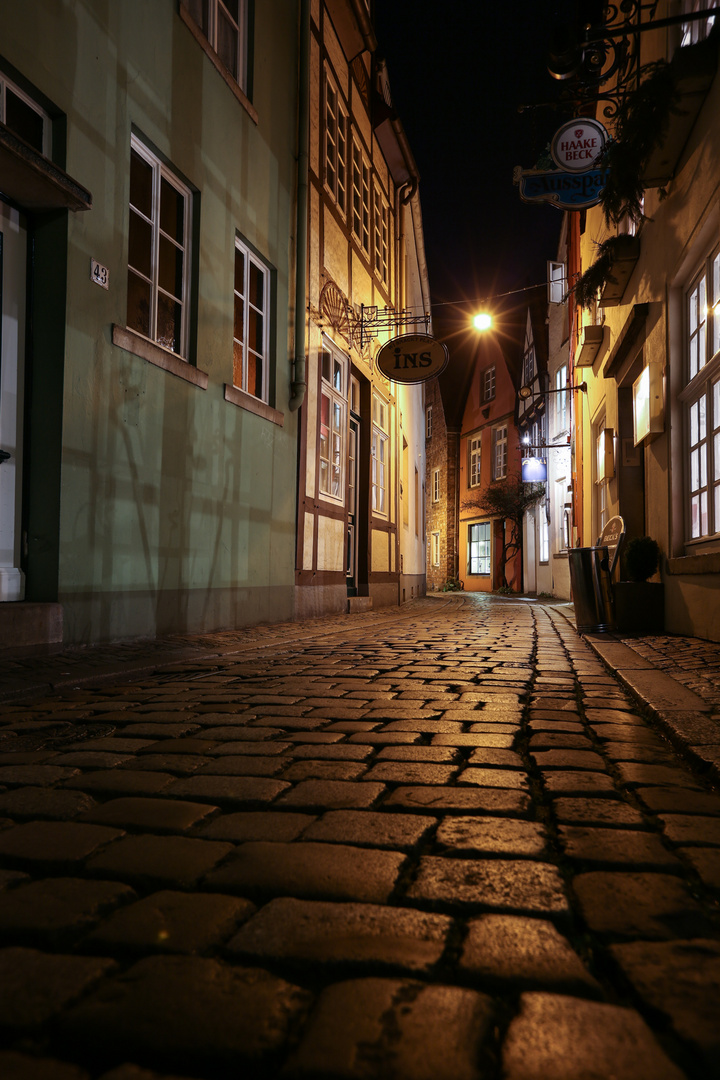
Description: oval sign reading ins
376,333,449,384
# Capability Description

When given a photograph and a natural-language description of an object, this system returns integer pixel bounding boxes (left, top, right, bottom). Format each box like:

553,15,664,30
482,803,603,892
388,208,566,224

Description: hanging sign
522,456,547,483
551,117,608,172
518,167,606,210
376,333,449,384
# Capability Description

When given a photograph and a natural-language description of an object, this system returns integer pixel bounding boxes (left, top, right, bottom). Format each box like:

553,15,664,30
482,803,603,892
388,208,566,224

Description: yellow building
573,2,720,640
293,0,430,618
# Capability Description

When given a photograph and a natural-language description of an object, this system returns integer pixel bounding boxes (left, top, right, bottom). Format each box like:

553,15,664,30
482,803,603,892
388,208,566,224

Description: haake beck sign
376,333,449,383
551,117,608,172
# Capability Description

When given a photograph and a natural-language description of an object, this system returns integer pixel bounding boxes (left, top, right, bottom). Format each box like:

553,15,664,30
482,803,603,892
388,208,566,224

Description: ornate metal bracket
318,281,430,353
536,2,717,121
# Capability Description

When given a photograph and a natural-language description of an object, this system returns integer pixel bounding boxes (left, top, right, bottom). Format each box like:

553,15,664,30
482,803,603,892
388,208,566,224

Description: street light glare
473,312,492,331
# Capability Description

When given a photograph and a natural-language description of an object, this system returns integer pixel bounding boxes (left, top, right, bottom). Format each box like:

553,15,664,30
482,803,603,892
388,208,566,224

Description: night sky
374,1,601,335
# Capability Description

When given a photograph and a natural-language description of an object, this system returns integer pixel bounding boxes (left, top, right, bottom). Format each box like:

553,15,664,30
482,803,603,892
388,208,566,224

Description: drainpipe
289,0,310,411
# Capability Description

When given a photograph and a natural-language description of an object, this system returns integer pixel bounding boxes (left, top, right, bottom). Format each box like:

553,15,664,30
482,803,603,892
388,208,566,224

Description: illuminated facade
572,1,720,639
0,0,296,645
294,1,430,618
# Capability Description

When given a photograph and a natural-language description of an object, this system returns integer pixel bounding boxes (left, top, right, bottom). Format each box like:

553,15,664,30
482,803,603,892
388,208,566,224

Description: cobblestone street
1,594,719,1080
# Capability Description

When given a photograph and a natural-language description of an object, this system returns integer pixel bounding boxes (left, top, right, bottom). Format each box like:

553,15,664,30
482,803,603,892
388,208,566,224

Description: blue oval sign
376,333,449,383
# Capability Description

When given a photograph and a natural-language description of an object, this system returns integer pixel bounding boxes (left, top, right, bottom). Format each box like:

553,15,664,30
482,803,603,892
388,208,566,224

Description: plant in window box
614,536,664,634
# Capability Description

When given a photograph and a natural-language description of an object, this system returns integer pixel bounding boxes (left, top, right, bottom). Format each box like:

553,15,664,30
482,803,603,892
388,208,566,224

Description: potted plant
614,536,664,633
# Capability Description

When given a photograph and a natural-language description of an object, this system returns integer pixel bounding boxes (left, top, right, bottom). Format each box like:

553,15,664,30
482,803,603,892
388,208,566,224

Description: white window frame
432,467,440,503
547,260,566,305
431,531,440,567
681,0,717,46
425,405,433,440
555,364,568,434
483,366,496,401
127,134,192,358
319,340,347,503
468,521,491,575
539,499,550,564
372,391,389,515
351,138,370,255
183,0,248,91
682,248,720,544
469,436,482,488
325,71,348,215
492,425,508,480
0,73,51,157
522,342,536,389
233,237,270,402
373,183,390,286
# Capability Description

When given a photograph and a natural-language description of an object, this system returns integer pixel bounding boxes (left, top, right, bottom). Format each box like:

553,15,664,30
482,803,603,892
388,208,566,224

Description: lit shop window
685,248,720,542
372,392,388,514
468,522,491,575
319,343,347,501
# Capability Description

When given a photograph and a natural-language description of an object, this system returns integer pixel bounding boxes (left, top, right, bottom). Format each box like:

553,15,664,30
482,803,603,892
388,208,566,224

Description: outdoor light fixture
519,382,587,399
473,313,492,331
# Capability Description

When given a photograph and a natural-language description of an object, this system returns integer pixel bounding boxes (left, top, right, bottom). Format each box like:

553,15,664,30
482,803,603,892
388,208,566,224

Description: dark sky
374,2,598,328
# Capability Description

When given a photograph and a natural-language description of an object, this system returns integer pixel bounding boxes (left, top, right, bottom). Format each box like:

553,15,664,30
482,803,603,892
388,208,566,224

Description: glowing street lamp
472,312,492,331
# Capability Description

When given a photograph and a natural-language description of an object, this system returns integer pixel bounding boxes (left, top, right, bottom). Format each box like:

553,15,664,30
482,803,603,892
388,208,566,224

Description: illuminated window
555,365,568,433
373,184,390,285
469,436,482,487
319,342,347,501
372,392,388,514
325,73,347,214
233,238,269,401
685,248,720,541
483,366,496,401
681,0,716,46
351,139,370,254
183,0,248,91
0,73,50,157
431,531,440,566
539,503,549,563
468,522,491,575
432,467,440,503
127,135,192,357
492,425,507,480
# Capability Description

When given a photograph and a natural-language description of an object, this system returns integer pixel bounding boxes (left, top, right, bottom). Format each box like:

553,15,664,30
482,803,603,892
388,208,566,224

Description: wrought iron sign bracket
353,304,431,349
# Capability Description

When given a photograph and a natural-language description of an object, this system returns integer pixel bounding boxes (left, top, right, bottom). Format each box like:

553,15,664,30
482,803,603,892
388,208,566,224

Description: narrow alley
0,594,719,1080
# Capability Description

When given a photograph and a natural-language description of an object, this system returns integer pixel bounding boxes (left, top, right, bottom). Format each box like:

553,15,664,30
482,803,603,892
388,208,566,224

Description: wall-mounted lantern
632,361,664,445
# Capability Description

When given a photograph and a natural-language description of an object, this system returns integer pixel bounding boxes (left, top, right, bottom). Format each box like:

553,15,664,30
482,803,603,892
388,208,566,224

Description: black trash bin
568,516,625,633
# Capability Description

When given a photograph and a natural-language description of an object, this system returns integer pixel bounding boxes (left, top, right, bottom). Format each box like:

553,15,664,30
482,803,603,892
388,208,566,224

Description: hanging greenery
598,61,680,226
572,236,623,309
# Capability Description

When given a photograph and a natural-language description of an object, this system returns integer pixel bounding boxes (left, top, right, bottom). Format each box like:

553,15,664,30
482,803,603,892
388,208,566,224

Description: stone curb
577,630,720,784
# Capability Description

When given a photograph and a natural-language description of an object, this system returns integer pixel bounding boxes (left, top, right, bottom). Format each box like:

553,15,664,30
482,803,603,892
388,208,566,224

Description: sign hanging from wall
376,333,449,383
522,456,547,483
515,116,609,212
550,117,608,172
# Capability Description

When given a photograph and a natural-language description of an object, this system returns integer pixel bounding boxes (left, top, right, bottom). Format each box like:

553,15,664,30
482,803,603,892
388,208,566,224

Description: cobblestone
1,594,719,1077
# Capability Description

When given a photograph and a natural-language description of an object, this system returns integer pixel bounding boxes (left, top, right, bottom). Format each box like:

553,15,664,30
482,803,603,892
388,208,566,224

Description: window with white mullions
351,139,370,254
483,366,496,401
373,184,390,285
469,436,482,487
233,238,269,401
372,392,389,515
684,247,720,542
183,0,248,90
0,73,51,157
319,342,347,502
127,136,191,357
325,74,347,214
492,425,507,480
468,522,491,575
